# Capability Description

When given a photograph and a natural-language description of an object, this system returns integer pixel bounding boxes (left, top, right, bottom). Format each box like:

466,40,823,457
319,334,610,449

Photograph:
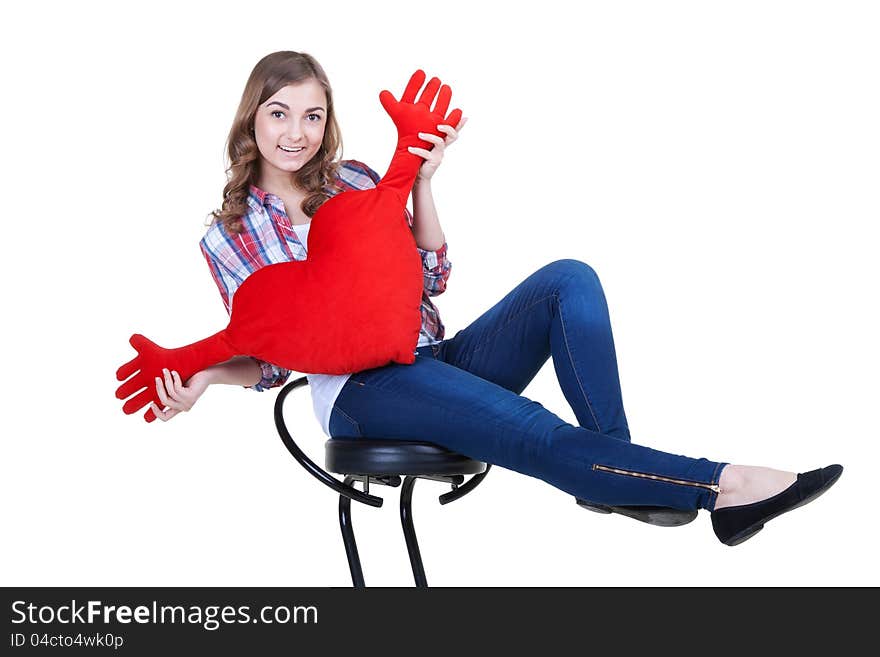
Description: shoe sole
576,500,613,514
577,499,698,527
722,467,843,546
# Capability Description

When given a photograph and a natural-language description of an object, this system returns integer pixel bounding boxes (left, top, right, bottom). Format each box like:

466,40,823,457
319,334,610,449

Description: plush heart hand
378,70,462,200
116,70,463,422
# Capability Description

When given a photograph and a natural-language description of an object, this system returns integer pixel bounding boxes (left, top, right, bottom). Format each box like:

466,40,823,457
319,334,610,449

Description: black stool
275,376,491,587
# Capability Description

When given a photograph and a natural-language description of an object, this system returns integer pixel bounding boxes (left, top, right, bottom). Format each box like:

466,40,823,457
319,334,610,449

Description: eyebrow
266,101,325,113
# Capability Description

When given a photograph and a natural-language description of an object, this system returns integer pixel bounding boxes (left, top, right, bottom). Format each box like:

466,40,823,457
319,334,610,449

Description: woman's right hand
150,368,211,422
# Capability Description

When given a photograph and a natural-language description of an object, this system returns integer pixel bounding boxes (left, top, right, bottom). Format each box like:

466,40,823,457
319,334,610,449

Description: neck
257,168,303,199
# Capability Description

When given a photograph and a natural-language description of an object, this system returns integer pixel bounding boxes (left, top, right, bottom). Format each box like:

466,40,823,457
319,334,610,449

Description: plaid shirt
199,159,452,390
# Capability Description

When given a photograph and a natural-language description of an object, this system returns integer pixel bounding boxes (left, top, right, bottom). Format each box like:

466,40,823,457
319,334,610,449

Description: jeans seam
468,294,558,356
557,292,602,433
332,404,363,438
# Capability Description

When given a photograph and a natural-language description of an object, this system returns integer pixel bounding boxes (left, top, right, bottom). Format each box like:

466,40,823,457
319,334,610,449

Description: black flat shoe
576,498,698,527
710,464,843,546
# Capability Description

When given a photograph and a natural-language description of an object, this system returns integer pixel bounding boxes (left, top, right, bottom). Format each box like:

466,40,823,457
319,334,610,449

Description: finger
123,387,157,415
436,125,458,143
155,375,170,407
417,76,441,109
444,108,463,130
156,370,188,411
157,372,187,411
433,84,452,116
128,333,156,353
116,354,140,382
116,374,146,400
401,69,426,104
151,402,178,423
144,406,157,423
418,132,445,147
163,368,182,403
440,116,466,135
407,146,433,159
379,89,398,114
170,370,191,410
150,402,166,422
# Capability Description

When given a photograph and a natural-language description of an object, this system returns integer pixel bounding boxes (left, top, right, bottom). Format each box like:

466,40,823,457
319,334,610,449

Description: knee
542,259,601,290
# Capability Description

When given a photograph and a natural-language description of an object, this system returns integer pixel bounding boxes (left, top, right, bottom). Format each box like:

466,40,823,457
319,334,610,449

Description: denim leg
330,353,725,511
436,259,631,441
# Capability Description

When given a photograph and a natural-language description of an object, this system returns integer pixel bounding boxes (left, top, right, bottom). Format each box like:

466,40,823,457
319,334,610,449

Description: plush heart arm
378,69,463,204
115,332,236,422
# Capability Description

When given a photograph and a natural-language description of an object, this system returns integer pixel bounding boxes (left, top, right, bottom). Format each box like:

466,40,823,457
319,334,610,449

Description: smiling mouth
278,145,306,153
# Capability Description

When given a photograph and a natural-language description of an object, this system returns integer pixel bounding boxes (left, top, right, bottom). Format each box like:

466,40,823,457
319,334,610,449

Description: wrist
199,356,262,387
193,368,217,387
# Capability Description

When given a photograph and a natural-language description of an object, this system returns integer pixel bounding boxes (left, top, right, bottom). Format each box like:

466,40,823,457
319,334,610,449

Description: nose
286,120,306,142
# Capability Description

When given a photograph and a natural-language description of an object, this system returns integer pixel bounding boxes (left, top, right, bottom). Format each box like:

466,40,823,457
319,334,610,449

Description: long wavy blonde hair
211,51,344,234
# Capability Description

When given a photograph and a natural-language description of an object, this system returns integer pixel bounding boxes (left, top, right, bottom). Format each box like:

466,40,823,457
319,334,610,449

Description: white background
2,0,878,587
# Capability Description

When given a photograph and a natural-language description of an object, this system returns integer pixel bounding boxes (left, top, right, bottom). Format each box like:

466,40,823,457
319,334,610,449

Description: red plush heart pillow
228,184,425,372
116,70,462,422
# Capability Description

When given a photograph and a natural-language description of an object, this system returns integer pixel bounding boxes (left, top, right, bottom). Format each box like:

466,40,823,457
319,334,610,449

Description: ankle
715,465,744,509
714,465,797,510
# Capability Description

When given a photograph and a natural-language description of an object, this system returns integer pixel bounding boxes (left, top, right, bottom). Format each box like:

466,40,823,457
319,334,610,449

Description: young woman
151,51,842,546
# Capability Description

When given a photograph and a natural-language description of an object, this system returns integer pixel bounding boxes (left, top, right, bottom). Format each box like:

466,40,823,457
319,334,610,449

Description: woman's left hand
410,117,467,182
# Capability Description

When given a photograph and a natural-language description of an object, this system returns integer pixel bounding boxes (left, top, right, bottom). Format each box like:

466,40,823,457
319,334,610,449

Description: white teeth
279,146,305,152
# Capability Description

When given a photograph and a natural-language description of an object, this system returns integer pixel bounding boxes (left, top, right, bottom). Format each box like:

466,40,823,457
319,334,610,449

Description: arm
408,116,465,253
408,118,466,296
411,177,445,251
148,356,262,423
204,356,262,386
410,183,452,297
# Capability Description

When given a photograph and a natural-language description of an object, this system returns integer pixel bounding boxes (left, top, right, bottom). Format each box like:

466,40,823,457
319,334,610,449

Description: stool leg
339,475,366,588
400,476,428,588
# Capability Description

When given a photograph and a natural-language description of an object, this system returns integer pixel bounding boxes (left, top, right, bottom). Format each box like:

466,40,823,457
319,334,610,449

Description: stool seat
326,439,487,477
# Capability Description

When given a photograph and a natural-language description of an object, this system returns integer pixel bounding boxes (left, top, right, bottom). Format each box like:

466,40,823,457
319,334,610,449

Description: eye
271,110,285,119
307,113,323,122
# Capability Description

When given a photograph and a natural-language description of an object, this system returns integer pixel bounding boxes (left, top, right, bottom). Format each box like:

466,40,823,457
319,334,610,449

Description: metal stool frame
275,376,491,587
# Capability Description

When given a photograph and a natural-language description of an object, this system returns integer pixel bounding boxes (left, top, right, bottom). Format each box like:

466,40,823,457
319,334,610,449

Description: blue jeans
329,259,727,511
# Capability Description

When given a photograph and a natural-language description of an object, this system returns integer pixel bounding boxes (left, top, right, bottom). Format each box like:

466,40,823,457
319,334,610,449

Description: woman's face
254,79,328,182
